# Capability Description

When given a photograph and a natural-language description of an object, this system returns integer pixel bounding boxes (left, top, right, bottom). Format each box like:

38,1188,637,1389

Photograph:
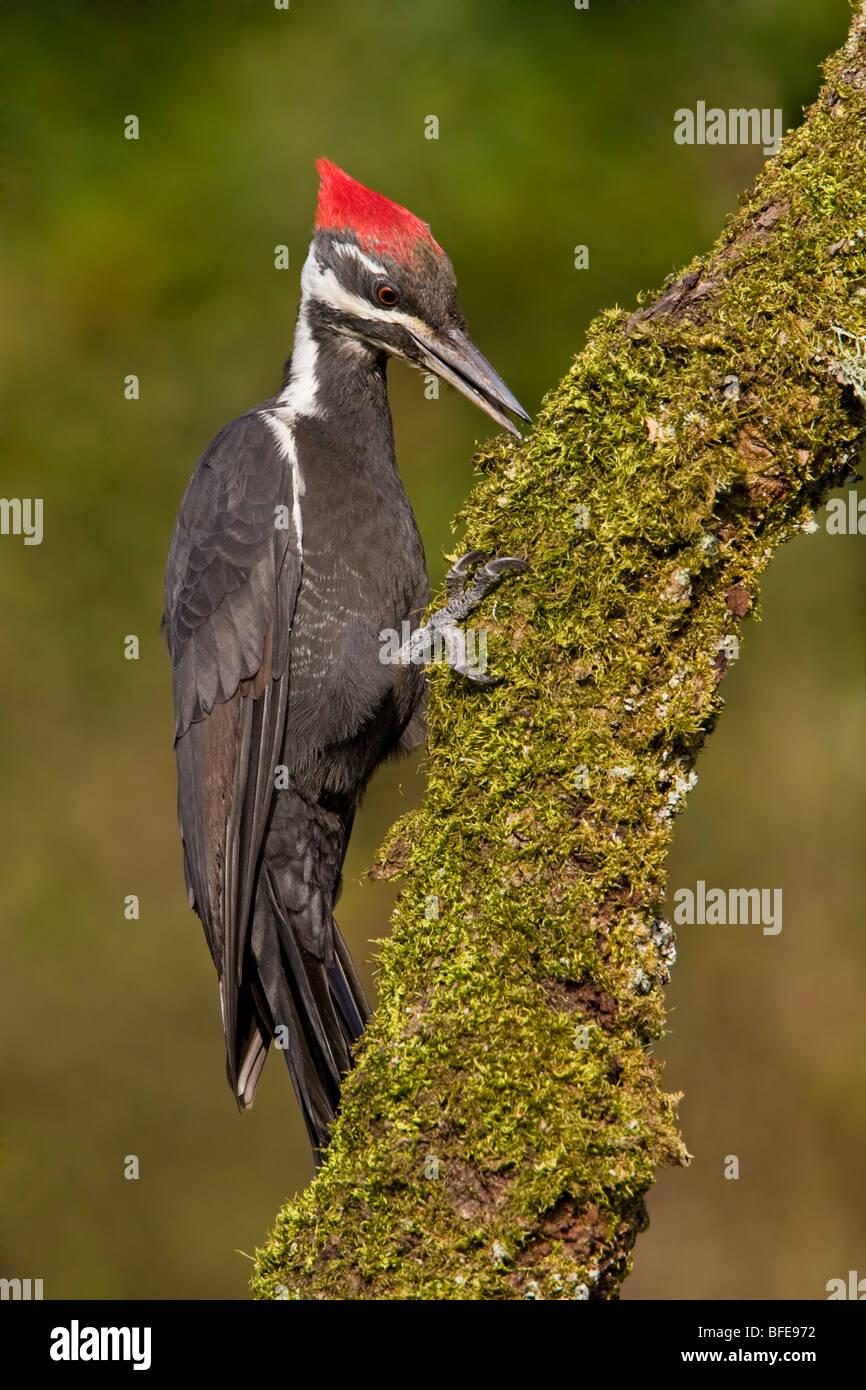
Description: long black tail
234,816,370,1160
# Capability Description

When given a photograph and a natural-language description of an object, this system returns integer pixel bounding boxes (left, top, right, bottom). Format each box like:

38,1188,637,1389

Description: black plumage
164,160,528,1159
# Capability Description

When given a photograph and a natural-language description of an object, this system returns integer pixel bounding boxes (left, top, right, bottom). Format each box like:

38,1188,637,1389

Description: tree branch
253,3,866,1300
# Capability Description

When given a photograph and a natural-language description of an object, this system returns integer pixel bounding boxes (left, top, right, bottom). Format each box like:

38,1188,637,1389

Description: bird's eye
376,284,400,307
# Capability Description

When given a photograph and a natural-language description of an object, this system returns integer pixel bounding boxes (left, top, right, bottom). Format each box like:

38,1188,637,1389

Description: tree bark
252,4,866,1300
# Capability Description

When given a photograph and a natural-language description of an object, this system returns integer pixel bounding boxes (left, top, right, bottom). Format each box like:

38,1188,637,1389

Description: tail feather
330,926,369,1040
240,863,371,1157
235,1016,269,1108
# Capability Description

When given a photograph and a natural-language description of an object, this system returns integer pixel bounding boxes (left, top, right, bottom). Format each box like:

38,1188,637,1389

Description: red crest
315,158,443,265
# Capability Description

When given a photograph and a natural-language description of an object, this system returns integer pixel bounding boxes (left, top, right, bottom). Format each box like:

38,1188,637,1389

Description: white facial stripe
336,242,391,279
300,243,425,337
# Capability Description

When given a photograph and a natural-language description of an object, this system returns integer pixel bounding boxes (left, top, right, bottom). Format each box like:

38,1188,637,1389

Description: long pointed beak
407,324,531,438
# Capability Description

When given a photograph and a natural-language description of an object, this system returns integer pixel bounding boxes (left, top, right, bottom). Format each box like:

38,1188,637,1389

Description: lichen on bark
252,4,866,1300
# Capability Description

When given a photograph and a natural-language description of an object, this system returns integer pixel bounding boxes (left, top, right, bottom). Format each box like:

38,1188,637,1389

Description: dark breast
279,409,429,791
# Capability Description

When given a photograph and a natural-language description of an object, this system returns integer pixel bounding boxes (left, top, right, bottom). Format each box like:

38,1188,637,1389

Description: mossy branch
252,5,866,1300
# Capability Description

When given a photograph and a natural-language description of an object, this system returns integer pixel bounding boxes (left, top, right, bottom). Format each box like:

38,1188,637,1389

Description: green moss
252,11,866,1300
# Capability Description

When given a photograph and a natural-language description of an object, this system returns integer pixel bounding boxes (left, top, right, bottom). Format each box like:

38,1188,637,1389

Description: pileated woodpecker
164,159,529,1160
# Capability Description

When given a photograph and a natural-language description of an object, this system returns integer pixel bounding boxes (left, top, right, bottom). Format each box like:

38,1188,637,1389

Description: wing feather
164,408,301,1090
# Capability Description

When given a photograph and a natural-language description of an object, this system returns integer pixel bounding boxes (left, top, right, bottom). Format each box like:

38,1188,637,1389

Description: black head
296,160,530,436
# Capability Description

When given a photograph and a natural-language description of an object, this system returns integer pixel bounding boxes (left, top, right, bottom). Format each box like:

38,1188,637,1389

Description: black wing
164,407,302,1100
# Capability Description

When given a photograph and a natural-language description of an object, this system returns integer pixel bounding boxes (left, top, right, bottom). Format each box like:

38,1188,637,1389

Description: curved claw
450,549,488,572
453,665,501,686
445,550,488,600
462,555,530,607
477,556,530,579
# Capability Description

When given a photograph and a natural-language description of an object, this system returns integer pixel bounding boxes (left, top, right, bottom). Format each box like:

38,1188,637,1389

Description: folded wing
163,409,302,1098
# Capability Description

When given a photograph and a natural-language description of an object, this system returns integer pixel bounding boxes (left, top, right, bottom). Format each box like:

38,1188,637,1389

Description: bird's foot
443,550,529,618
398,550,528,683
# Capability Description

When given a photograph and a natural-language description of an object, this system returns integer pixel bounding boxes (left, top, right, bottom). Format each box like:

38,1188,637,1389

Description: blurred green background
2,0,863,1299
